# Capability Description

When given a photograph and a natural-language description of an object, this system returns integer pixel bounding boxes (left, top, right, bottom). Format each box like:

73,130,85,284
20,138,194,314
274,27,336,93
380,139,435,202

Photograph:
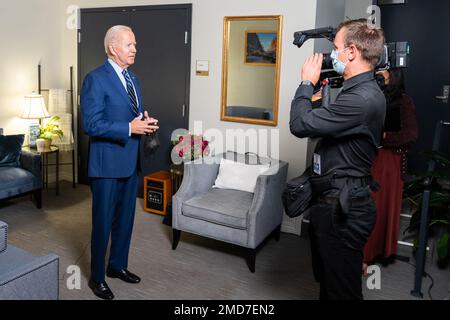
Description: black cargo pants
308,177,376,300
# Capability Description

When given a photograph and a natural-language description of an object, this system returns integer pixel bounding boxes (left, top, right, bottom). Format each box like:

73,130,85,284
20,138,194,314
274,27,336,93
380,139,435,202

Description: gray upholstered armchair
226,106,273,120
172,152,288,272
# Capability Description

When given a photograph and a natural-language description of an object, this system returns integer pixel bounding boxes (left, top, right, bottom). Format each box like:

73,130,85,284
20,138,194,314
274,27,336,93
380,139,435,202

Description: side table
22,146,59,196
169,164,184,195
163,164,185,227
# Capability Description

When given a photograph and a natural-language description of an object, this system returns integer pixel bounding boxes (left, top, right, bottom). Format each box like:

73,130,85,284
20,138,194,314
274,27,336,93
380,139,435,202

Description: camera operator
289,19,386,300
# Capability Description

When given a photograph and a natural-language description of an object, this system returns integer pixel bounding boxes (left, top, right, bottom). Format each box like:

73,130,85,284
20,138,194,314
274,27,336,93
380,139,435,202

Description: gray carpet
0,181,448,300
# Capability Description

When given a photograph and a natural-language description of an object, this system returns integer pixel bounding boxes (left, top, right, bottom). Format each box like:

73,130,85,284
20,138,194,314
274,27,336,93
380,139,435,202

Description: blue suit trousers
90,170,138,283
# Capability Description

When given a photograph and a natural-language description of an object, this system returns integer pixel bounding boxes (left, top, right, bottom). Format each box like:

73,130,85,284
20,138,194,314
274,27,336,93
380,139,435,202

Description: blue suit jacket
81,60,143,178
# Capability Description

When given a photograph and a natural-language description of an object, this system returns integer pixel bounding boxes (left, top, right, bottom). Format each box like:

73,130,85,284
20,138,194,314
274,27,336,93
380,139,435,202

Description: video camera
293,26,410,90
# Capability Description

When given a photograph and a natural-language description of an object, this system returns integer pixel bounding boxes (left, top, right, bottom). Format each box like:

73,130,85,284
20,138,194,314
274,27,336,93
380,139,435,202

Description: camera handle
321,79,331,108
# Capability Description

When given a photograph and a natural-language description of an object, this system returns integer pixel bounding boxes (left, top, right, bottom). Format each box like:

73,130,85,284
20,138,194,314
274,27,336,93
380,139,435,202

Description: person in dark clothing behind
363,68,418,269
289,19,386,300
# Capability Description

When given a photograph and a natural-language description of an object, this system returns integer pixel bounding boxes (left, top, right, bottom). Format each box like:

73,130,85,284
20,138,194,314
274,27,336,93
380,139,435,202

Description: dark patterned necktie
122,70,139,115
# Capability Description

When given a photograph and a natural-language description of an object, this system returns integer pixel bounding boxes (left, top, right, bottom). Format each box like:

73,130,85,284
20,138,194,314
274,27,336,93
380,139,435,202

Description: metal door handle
436,85,449,100
182,104,186,117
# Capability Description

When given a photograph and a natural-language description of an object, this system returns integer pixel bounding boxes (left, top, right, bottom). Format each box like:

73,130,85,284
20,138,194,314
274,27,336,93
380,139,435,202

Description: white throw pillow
213,158,270,193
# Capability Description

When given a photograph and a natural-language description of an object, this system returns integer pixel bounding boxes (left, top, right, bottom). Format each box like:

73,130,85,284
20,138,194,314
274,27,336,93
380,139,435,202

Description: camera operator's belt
318,195,370,207
311,174,375,214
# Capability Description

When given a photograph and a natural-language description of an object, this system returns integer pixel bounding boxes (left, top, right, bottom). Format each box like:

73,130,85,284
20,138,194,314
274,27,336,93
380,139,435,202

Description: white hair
104,25,133,56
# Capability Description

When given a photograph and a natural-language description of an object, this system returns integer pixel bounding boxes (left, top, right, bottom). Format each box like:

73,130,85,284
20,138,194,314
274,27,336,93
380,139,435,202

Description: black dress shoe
88,278,114,300
106,268,141,284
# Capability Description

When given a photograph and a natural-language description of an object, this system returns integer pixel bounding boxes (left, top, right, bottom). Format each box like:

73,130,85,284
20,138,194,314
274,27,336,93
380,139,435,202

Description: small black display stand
38,64,76,188
23,145,60,196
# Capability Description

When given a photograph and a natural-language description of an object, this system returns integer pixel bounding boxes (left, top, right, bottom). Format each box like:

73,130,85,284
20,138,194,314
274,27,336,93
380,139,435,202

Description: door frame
76,4,192,184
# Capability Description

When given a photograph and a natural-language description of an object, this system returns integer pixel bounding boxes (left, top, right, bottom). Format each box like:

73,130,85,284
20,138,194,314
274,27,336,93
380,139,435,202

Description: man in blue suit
81,25,159,300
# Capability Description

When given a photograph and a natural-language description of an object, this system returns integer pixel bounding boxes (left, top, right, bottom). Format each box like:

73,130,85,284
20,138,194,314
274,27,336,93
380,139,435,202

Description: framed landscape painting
245,31,277,65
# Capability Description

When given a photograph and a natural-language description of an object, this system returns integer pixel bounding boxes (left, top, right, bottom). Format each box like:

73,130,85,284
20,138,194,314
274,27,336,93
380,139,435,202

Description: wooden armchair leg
33,189,42,209
245,248,256,273
274,224,281,242
172,228,181,250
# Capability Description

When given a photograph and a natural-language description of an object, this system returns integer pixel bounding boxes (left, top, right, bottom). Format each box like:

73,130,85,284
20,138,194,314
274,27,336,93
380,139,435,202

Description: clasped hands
302,53,324,101
130,111,159,135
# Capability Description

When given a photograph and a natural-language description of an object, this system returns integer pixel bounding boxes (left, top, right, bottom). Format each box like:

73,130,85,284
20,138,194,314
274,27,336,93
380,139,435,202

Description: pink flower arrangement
172,134,210,162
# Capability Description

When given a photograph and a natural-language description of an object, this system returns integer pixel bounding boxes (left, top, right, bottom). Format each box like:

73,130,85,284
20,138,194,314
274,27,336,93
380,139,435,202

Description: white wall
0,0,63,136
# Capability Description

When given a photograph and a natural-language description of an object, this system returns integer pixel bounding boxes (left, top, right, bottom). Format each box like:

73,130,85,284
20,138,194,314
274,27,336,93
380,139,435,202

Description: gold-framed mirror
221,15,282,127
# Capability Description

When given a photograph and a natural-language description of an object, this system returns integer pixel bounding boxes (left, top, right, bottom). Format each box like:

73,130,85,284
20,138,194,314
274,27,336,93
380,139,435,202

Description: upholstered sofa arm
0,253,59,299
172,158,220,228
247,160,289,248
20,151,41,180
0,221,7,254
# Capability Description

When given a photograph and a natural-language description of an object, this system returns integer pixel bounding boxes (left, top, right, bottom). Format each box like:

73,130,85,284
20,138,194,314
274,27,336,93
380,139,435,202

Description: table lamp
21,93,50,147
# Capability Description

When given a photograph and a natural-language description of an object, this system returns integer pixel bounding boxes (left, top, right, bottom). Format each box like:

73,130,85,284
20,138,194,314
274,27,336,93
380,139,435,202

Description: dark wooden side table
23,146,60,196
169,164,184,196
163,164,185,227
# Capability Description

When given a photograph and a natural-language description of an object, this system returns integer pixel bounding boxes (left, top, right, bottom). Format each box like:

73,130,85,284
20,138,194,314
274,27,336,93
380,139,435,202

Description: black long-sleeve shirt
290,71,386,177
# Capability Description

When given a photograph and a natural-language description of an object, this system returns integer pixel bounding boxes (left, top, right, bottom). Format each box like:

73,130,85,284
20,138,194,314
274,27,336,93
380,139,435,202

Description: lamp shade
21,93,50,119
